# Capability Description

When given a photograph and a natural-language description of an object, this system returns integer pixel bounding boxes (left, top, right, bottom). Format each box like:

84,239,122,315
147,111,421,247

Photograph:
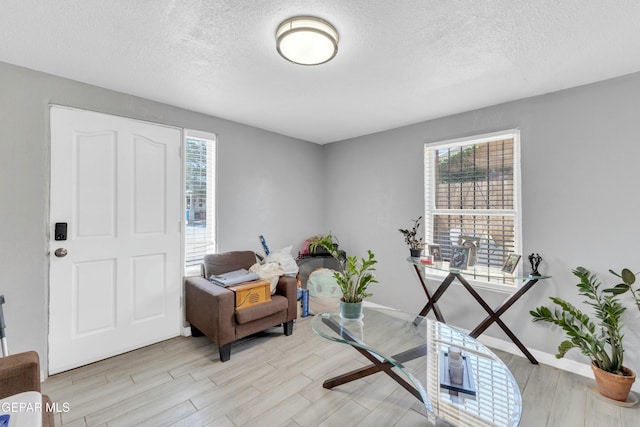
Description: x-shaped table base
412,264,541,364
320,317,427,403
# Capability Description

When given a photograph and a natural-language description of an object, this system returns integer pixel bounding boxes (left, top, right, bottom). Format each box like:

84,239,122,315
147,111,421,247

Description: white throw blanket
249,262,284,294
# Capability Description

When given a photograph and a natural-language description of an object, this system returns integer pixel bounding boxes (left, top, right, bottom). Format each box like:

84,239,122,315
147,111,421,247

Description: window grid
185,134,216,273
425,132,521,285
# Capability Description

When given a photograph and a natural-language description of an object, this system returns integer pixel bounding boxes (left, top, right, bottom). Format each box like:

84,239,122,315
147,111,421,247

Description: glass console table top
311,307,522,427
407,257,551,282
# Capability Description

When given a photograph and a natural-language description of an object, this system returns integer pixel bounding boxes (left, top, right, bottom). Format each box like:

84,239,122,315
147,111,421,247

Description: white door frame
48,105,183,374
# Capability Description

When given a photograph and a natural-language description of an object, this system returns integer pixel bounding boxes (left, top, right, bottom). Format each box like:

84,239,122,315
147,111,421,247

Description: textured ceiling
2,1,640,144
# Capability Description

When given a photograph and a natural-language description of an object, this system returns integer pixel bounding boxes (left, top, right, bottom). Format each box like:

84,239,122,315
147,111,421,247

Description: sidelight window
184,130,216,275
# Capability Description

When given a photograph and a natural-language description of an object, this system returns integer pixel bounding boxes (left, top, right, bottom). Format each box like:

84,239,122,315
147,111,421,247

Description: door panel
49,106,182,374
74,259,116,335
133,136,166,234
132,253,166,321
76,132,116,237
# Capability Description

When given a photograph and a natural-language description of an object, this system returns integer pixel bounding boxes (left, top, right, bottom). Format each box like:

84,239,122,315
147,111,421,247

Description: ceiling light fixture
276,16,339,66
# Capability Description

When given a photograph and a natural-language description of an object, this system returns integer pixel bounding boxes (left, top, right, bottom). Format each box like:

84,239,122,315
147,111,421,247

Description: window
424,130,521,286
184,130,216,275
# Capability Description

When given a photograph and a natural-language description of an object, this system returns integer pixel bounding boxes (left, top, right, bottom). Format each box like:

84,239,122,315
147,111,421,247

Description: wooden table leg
413,265,450,323
469,278,540,337
456,275,539,364
322,344,425,402
321,316,427,402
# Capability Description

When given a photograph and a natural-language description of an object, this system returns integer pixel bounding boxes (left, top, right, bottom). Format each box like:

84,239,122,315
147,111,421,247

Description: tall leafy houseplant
605,268,640,312
309,234,378,304
530,267,636,401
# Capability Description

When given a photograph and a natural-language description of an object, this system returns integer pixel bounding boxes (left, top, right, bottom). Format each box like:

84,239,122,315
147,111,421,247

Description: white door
48,106,182,374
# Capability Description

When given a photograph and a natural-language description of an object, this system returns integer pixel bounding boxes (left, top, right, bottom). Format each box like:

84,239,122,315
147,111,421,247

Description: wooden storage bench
228,279,271,310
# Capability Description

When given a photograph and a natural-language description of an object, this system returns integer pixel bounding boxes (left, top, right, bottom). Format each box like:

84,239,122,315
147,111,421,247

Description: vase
339,300,363,320
409,248,423,258
591,361,636,402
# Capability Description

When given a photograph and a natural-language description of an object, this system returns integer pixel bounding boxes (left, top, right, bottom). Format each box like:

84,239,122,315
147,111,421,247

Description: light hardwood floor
42,316,639,426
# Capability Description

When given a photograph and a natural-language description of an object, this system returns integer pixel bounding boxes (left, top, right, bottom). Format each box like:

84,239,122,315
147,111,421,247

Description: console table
311,307,522,427
408,258,550,364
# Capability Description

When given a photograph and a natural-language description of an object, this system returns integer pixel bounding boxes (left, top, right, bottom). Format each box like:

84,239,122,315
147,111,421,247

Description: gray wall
0,62,325,373
3,57,640,384
323,71,640,380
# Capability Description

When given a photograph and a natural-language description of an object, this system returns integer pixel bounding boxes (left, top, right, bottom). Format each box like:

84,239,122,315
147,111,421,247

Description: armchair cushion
235,295,288,324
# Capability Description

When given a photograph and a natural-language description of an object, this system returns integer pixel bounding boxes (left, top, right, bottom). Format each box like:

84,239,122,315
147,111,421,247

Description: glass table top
311,307,522,427
407,257,551,282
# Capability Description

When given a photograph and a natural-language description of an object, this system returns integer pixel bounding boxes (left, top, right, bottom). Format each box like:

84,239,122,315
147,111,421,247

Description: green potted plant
399,216,426,257
309,234,378,319
530,267,636,402
307,234,339,256
604,268,640,312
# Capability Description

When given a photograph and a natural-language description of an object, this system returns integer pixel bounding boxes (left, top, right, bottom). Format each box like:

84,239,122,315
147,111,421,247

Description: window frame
183,129,217,277
423,129,522,291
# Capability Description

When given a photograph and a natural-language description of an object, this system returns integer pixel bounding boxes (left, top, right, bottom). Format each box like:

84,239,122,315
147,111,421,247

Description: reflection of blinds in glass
185,133,216,272
426,322,522,427
424,133,520,284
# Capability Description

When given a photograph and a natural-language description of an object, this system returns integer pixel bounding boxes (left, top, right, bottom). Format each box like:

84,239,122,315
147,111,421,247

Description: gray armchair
0,351,54,427
185,251,297,361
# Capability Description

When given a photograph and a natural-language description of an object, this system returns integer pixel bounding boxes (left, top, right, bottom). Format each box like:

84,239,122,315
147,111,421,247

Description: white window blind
424,130,521,285
185,130,216,275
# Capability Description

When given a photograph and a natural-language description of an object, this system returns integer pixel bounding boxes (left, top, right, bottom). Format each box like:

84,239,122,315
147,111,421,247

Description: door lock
54,223,68,241
54,248,68,258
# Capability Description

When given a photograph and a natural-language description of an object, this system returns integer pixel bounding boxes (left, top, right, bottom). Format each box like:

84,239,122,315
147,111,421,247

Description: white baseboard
364,302,595,379
467,331,640,394
466,330,594,379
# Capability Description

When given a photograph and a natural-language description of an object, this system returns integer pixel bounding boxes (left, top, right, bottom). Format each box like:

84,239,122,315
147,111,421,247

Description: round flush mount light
276,16,339,65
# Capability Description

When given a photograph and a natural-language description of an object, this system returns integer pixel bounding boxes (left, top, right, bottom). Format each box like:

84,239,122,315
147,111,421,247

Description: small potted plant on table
309,234,378,320
399,216,426,258
530,267,636,402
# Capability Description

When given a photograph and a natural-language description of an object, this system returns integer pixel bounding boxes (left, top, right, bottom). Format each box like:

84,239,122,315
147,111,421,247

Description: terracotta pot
591,362,636,402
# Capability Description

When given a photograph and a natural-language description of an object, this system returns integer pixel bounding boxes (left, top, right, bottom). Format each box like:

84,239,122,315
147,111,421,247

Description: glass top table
407,257,550,364
407,258,551,282
311,307,522,427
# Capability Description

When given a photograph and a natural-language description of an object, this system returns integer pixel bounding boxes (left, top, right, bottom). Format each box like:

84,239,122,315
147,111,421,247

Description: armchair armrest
276,275,298,322
185,277,236,346
0,351,41,399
